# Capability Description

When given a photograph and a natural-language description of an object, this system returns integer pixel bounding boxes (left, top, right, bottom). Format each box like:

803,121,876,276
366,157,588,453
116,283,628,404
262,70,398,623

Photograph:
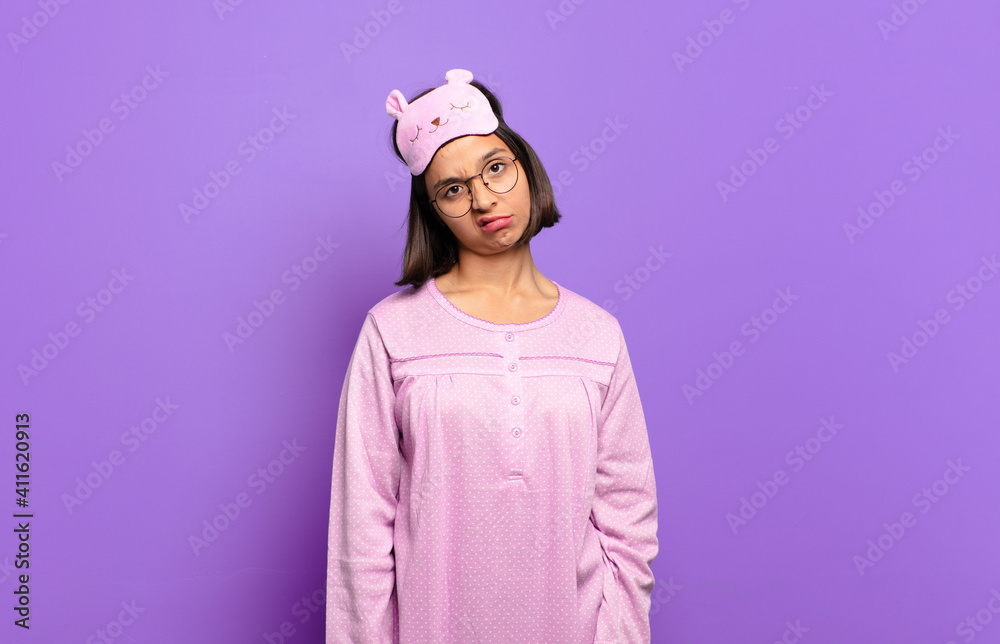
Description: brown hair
388,79,561,290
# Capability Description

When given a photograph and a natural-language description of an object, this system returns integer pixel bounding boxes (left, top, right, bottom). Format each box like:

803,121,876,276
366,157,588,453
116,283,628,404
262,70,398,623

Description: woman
326,68,658,644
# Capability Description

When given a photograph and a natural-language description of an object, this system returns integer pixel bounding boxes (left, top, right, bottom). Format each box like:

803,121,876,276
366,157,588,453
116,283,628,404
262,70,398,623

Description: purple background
2,0,998,642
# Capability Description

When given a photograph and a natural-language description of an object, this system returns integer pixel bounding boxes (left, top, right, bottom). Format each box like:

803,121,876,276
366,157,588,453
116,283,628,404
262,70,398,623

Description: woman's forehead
428,134,510,173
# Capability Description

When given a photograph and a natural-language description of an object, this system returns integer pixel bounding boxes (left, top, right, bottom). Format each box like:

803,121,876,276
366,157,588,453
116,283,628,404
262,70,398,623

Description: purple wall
2,0,998,642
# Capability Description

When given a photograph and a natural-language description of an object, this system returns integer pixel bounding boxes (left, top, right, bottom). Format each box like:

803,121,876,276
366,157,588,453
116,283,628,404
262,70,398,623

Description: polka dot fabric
326,276,658,643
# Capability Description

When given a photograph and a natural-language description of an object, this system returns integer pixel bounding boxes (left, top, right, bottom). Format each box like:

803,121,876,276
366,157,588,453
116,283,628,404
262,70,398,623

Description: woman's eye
488,161,506,175
443,185,464,199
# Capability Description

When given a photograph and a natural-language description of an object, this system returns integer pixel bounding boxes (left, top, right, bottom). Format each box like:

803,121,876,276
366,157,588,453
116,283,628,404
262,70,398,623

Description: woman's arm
326,312,402,644
591,321,659,644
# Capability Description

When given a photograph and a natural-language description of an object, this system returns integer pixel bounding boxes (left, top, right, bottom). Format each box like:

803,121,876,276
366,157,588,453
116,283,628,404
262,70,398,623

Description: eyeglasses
429,155,520,218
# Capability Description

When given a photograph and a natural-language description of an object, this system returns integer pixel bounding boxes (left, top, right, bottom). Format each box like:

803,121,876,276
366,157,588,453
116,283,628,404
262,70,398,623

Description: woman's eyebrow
432,148,509,190
477,147,507,164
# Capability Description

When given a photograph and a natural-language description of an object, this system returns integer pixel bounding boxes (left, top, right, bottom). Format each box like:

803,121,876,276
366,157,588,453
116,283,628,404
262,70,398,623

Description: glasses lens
482,157,517,194
436,183,470,218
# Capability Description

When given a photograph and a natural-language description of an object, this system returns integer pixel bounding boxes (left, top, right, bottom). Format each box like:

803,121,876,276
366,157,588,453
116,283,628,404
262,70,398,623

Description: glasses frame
429,154,520,219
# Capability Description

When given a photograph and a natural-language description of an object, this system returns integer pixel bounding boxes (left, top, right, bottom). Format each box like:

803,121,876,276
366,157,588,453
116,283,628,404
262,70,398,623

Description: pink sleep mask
386,68,500,176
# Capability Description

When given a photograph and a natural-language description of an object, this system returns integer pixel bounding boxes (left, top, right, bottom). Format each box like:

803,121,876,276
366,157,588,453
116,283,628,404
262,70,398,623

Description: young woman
326,69,658,644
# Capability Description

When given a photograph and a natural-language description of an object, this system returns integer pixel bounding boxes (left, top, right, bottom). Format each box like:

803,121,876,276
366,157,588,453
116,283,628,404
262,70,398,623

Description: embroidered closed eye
409,125,422,143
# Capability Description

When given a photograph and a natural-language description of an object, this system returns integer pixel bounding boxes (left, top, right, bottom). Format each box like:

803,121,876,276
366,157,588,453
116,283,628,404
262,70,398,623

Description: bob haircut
389,79,561,290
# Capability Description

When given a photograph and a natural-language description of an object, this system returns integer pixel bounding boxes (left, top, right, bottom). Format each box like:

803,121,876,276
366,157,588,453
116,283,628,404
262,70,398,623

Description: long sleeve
326,312,402,643
590,322,659,644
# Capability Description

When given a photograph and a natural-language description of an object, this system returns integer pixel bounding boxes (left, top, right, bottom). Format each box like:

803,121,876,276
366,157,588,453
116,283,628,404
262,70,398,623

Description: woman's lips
480,216,512,232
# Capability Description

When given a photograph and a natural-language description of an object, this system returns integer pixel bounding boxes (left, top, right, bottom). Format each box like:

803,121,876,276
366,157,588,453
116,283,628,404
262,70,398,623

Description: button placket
501,329,525,480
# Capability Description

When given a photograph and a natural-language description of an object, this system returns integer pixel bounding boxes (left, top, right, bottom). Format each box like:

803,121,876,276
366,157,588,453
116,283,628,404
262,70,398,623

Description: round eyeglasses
430,155,520,218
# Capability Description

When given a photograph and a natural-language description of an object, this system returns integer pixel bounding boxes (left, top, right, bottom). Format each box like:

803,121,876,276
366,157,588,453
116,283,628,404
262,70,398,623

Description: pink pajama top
325,276,658,643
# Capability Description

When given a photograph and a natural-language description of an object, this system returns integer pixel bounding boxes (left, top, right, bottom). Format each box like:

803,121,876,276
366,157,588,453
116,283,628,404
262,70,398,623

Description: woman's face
422,133,531,254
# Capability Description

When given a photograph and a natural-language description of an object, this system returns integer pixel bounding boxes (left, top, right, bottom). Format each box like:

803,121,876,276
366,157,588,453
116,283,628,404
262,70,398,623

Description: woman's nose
468,176,496,210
